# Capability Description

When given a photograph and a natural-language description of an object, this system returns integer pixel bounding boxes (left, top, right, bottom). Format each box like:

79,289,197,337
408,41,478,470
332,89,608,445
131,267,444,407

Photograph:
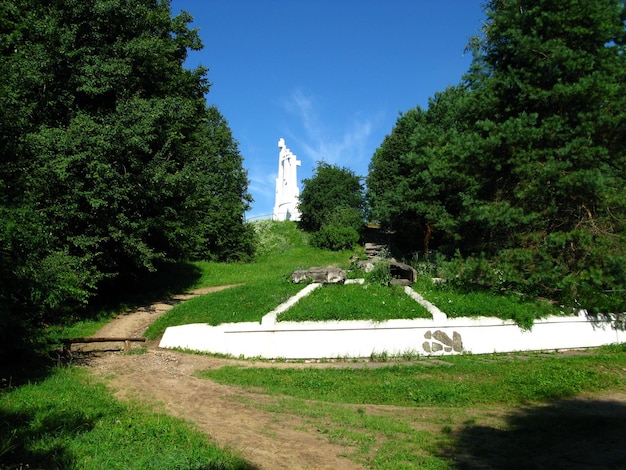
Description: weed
364,258,392,286
124,345,148,355
370,350,389,362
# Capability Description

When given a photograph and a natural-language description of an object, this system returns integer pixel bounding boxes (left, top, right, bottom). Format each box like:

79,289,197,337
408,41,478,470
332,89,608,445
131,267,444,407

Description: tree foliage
367,0,626,310
299,162,365,250
0,0,253,361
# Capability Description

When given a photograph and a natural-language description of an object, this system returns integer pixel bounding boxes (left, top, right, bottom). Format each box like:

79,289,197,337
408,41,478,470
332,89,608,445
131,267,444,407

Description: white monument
273,138,301,221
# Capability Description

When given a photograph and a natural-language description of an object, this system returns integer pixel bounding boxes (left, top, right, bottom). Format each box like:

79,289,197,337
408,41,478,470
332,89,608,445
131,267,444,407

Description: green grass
198,350,626,406
414,277,566,329
279,283,432,322
24,222,626,470
196,347,626,468
258,396,453,469
145,221,353,338
145,279,304,339
92,221,576,340
0,367,249,470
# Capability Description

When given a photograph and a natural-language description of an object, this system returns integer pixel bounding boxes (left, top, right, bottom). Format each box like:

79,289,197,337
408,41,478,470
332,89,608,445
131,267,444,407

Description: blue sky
170,1,487,220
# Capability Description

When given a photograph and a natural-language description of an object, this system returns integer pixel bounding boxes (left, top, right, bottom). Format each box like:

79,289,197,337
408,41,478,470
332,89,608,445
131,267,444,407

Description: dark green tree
462,0,626,307
0,0,253,363
191,106,255,262
298,162,365,249
366,86,475,255
367,0,626,309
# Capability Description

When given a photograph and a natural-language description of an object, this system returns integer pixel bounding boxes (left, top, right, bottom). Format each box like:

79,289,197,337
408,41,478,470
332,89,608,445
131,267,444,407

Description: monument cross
273,138,301,221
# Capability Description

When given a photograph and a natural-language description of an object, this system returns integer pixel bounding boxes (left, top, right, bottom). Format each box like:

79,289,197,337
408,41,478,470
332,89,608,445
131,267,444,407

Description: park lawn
279,282,432,322
197,345,626,468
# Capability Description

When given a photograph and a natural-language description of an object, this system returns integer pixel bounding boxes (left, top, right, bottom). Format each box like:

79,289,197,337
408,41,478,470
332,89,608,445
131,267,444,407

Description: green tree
299,162,365,249
367,0,626,309
366,86,475,254
0,0,253,363
463,0,626,307
191,106,255,262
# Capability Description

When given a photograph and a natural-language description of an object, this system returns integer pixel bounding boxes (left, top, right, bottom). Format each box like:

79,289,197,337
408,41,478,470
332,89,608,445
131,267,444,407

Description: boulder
291,266,347,284
389,259,418,284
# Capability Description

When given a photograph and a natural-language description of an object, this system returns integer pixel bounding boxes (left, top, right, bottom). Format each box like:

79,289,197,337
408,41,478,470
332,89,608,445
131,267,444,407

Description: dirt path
80,286,364,470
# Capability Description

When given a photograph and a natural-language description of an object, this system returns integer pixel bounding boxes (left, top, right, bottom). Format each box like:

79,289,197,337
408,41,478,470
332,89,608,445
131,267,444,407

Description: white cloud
248,170,275,199
282,89,379,176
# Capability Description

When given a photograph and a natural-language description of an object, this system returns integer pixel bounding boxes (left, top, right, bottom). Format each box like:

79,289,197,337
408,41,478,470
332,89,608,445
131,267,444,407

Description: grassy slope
413,277,566,330
279,283,432,322
72,220,569,340
157,221,572,335
146,221,353,338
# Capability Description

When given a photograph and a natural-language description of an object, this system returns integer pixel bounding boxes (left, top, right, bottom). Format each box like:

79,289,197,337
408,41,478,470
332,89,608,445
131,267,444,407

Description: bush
364,258,392,286
311,225,359,251
440,251,507,293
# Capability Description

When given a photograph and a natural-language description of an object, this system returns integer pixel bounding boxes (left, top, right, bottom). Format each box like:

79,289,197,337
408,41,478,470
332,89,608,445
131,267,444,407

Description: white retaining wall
159,284,625,359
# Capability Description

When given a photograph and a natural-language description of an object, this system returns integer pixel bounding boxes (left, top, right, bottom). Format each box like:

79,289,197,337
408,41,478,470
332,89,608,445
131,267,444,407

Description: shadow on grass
0,408,93,469
0,407,259,470
445,398,626,469
91,260,203,313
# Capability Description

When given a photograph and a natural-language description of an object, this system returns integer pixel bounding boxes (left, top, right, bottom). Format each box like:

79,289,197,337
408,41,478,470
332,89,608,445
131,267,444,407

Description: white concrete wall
159,283,626,359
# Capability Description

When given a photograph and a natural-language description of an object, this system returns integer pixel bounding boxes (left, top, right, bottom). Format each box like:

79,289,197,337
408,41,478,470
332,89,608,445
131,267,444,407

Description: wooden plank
60,337,146,344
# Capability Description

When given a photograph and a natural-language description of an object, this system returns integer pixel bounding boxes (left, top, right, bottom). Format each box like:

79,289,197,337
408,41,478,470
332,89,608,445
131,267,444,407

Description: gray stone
452,331,463,352
433,330,454,347
356,260,376,273
291,267,347,284
389,259,418,284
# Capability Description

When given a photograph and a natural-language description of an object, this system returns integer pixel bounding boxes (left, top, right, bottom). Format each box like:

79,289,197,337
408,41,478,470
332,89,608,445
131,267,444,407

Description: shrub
364,258,392,286
311,225,359,251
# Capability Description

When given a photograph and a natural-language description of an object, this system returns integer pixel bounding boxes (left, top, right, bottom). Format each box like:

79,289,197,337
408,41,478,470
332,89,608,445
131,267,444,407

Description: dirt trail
80,286,364,470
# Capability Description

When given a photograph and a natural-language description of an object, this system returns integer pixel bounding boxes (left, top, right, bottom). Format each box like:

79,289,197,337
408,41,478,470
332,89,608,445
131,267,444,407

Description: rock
390,278,411,287
364,242,387,259
291,267,347,284
389,259,418,284
356,260,376,273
